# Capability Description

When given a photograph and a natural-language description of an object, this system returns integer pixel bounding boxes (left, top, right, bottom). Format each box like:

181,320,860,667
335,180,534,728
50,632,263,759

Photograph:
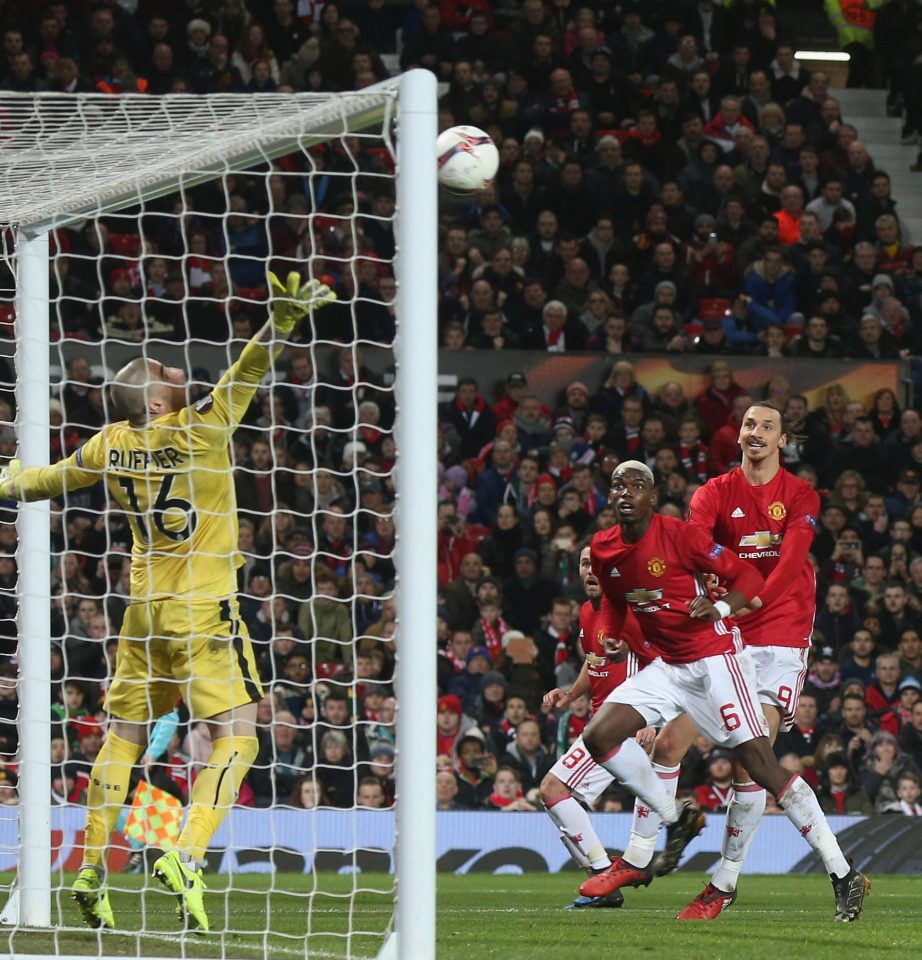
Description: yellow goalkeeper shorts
105,596,263,723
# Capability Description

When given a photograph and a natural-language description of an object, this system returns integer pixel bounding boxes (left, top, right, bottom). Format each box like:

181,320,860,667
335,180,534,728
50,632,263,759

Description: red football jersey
591,513,765,665
688,467,819,648
578,601,647,714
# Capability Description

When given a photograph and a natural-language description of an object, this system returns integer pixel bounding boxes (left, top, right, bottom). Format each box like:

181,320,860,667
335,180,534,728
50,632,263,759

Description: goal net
0,75,437,960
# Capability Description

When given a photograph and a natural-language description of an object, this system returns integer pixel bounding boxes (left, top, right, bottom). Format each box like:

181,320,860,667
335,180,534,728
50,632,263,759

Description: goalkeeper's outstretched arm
210,272,336,426
0,455,99,503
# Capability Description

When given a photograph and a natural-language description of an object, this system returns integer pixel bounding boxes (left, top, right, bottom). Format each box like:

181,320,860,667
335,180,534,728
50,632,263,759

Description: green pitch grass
2,873,920,959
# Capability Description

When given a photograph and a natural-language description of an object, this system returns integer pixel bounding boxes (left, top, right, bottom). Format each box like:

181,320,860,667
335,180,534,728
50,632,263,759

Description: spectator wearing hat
896,675,922,726
502,548,554,634
803,646,844,718
885,468,922,519
861,729,920,812
436,693,473,762
453,729,497,809
475,504,525,581
493,370,528,422
553,382,590,436
817,752,874,815
694,747,735,812
474,670,509,729
446,645,495,713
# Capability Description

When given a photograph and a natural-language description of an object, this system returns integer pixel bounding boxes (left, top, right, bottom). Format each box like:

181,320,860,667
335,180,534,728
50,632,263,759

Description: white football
436,125,500,194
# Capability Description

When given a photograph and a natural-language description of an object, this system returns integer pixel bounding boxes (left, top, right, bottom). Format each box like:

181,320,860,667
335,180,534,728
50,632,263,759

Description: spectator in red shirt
866,652,903,736
774,184,805,246
695,358,746,438
694,748,735,812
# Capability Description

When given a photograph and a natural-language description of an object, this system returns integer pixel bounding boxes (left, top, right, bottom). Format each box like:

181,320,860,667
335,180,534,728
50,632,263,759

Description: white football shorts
605,649,769,748
747,644,810,732
549,735,614,805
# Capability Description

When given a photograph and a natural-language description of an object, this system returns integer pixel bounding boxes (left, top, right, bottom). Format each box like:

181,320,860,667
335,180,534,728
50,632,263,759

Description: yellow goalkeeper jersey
15,337,274,600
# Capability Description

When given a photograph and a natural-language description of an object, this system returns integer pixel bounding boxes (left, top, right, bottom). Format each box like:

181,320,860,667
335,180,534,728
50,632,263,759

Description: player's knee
652,718,694,766
540,773,569,807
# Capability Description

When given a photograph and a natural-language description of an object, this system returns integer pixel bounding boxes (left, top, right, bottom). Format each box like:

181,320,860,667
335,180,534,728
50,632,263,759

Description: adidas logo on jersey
609,567,621,577
731,507,745,518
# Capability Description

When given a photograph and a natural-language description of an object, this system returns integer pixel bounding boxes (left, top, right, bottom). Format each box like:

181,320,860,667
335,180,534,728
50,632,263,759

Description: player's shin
83,732,146,871
594,738,678,823
710,781,766,893
777,775,850,878
546,795,610,870
622,762,680,868
177,735,259,863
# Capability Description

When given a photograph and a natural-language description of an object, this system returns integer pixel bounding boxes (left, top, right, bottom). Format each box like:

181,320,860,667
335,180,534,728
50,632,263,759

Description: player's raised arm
754,487,820,608
685,528,765,621
208,271,336,427
0,434,106,504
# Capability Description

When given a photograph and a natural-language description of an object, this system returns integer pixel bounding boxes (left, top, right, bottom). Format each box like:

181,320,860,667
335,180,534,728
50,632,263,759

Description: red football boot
578,857,654,898
676,882,737,920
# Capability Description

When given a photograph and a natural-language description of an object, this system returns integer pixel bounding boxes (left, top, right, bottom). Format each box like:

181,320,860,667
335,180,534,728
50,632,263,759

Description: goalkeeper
1,273,335,932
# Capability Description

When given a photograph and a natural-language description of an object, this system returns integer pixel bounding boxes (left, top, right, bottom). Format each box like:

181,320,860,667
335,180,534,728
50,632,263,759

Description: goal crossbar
0,81,401,234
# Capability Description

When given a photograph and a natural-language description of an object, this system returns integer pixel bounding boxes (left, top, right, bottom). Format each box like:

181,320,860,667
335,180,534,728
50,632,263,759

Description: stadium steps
833,87,922,240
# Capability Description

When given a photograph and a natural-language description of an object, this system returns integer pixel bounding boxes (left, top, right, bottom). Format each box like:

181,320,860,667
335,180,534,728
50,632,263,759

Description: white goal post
0,72,437,960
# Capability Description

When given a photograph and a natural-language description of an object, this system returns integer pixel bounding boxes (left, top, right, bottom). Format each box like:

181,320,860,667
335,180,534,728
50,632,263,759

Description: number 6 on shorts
720,702,741,731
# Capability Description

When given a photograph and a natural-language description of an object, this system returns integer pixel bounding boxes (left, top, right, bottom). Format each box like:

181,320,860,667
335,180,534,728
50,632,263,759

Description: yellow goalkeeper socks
178,735,259,863
82,732,145,871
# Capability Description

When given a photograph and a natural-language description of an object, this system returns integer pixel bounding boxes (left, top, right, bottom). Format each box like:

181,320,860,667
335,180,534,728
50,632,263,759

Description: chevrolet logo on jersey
585,652,607,668
625,588,664,604
738,531,783,549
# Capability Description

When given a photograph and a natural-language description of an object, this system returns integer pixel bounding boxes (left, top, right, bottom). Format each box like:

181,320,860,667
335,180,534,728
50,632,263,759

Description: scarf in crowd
479,615,510,661
488,789,524,808
679,441,709,483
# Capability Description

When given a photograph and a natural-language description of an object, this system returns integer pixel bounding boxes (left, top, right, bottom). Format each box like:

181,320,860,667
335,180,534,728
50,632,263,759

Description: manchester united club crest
646,556,667,577
767,501,787,521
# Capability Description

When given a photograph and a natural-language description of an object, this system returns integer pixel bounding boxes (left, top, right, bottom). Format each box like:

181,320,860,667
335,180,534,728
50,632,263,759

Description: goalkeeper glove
268,271,337,337
0,459,21,500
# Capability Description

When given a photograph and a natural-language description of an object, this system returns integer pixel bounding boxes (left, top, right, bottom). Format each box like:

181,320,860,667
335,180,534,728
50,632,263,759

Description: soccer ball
436,125,500,195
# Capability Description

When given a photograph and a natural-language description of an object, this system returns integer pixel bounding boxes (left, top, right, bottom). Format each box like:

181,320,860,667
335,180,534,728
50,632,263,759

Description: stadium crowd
1,0,922,829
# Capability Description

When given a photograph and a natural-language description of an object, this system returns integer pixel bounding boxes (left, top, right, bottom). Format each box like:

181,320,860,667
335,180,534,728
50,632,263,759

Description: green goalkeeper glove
0,459,21,500
268,271,337,337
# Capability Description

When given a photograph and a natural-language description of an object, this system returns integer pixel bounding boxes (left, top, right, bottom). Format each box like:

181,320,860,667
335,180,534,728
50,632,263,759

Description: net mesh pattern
0,86,403,959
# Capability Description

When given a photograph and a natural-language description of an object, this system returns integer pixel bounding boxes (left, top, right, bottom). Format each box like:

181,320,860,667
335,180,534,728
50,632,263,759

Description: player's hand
268,271,336,336
543,688,571,711
634,726,656,747
603,636,628,662
688,596,722,621
703,573,727,600
0,459,21,500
